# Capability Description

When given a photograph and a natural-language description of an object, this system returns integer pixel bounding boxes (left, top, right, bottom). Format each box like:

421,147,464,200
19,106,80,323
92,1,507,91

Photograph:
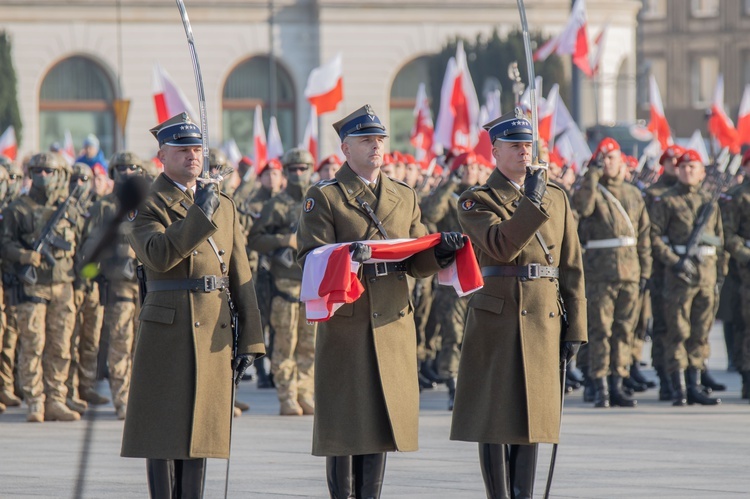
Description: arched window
39,56,115,156
223,56,296,156
389,56,431,153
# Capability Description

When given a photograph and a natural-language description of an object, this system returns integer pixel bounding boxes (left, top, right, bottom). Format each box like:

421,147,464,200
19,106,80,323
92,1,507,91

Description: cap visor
162,137,203,147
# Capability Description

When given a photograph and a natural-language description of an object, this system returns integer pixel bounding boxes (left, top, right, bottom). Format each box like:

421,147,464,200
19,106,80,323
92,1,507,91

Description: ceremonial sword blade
516,0,543,169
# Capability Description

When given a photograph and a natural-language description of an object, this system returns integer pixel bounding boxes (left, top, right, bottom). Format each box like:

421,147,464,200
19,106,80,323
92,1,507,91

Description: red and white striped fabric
301,233,483,322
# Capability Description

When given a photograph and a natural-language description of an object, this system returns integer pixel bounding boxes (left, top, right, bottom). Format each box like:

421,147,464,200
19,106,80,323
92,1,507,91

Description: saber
516,0,546,170
175,0,211,181
544,357,567,499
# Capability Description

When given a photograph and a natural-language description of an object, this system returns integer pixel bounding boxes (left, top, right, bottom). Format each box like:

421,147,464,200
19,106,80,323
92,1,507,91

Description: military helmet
141,159,160,181
71,162,93,181
281,148,314,168
109,151,143,180
2,158,23,179
0,155,11,169
0,164,8,182
208,148,228,169
28,152,65,171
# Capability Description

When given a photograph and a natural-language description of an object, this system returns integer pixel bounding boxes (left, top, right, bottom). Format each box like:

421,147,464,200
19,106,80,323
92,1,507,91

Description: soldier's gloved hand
19,250,42,267
639,277,650,293
194,183,220,220
524,168,547,206
281,232,298,250
232,353,256,386
349,242,372,263
434,232,467,260
560,341,582,365
673,257,697,283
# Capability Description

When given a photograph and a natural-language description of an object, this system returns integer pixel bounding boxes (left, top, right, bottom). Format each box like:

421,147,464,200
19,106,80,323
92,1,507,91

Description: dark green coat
296,163,442,456
121,174,265,460
451,169,587,445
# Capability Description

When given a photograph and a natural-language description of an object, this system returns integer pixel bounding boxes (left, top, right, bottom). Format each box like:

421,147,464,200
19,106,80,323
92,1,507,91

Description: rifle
19,184,84,285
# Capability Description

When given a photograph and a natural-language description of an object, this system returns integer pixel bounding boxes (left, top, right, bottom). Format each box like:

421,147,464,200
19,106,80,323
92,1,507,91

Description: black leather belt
361,262,408,276
146,275,230,293
481,264,559,280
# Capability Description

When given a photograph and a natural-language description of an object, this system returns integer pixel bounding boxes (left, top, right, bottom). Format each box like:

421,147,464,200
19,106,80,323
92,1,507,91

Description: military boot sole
80,390,111,406
0,401,5,413
0,390,22,407
27,412,44,423
687,390,721,406
45,410,81,422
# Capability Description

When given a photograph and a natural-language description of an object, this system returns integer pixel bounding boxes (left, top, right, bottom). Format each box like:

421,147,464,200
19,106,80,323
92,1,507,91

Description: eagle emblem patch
127,209,138,222
304,198,315,213
461,199,476,211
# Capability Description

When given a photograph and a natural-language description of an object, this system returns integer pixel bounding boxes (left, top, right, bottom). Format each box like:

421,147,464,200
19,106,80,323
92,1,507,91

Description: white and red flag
303,105,319,165
647,74,673,150
434,41,480,153
707,74,740,153
300,233,483,322
737,84,750,148
267,116,284,160
253,105,267,171
551,97,591,172
533,0,592,77
538,84,559,144
152,63,197,123
0,125,17,160
686,129,710,165
60,130,76,166
305,53,344,115
589,23,608,77
410,83,435,162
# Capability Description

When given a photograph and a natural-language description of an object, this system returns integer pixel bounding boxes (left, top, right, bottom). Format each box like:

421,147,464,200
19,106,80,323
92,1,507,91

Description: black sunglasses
115,164,140,172
30,167,55,175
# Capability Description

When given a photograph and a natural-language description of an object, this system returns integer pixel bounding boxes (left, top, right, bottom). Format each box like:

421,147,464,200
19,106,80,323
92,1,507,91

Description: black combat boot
671,370,687,406
326,456,355,499
630,363,656,388
656,367,673,401
146,459,175,499
741,371,750,400
479,443,511,499
686,368,721,405
622,376,647,393
593,377,610,408
255,357,274,389
700,367,726,392
609,375,637,407
582,370,595,403
565,369,581,391
418,371,436,390
174,459,206,499
447,377,457,411
509,444,538,499
353,453,387,499
420,360,444,384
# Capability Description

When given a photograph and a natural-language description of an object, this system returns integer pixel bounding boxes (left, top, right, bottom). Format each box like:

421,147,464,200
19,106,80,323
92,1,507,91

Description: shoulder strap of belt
354,195,389,239
206,237,228,276
535,231,554,265
597,184,636,237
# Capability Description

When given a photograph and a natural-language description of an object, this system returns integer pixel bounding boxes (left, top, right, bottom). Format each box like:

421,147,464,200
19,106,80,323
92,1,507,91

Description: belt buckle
203,275,217,292
526,263,540,280
374,262,388,277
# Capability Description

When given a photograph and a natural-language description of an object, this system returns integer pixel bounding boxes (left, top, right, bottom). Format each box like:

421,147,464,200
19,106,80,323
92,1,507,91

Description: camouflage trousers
66,284,104,399
434,287,468,379
270,278,316,405
414,276,438,363
0,298,19,395
736,283,750,372
585,281,640,379
649,269,667,370
16,283,76,404
662,273,715,374
103,285,138,410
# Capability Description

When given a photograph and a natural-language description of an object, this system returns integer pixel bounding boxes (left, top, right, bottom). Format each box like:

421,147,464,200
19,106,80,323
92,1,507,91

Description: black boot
567,366,585,384
741,371,750,400
146,459,174,499
418,370,436,390
174,459,206,499
353,453,387,499
509,444,538,499
582,371,595,403
420,361,444,384
326,456,354,499
593,377,610,408
255,357,274,389
656,368,672,401
447,377,457,411
700,367,726,392
686,368,721,405
671,370,687,406
630,363,656,389
622,375,647,393
478,443,511,499
609,375,637,407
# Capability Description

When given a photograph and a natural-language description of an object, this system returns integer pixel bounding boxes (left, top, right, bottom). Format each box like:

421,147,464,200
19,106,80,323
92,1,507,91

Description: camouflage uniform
650,181,724,404
247,151,316,415
573,168,651,406
0,153,81,421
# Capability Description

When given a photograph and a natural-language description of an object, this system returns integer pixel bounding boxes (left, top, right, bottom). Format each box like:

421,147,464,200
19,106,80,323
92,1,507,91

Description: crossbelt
145,275,230,293
481,264,559,280
585,237,636,250
671,245,717,257
361,262,408,276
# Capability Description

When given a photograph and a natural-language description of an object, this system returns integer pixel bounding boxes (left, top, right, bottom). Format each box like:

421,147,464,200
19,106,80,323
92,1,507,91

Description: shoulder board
316,179,338,188
390,177,413,189
546,182,565,193
469,184,490,192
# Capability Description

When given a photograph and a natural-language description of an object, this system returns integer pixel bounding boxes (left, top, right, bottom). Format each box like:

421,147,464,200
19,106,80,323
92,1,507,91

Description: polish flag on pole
647,75,673,150
253,105,267,171
303,105,319,165
0,126,17,160
410,83,435,161
707,74,740,153
686,129,710,164
267,116,284,160
304,53,344,115
60,130,76,166
152,63,198,122
539,84,559,144
736,84,750,148
589,23,608,77
434,41,480,153
552,97,591,172
533,0,592,77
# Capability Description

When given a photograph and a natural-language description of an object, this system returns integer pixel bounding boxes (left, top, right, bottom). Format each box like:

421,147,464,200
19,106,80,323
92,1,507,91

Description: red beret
315,154,341,172
257,158,283,175
381,153,394,166
403,154,417,164
659,145,685,165
451,151,478,172
677,149,702,166
623,154,638,170
239,156,253,167
595,137,620,155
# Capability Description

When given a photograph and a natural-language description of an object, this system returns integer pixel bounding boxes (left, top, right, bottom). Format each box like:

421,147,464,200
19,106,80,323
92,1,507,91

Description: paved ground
1,323,748,498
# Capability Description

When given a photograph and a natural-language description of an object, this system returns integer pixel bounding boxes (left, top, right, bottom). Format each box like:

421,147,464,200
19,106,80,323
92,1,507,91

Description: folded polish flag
301,233,483,322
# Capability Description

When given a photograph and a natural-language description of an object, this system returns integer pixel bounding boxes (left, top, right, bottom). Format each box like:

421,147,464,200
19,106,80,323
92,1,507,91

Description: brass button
192,250,198,256
549,312,556,318
218,249,225,256
194,321,200,327
521,310,527,316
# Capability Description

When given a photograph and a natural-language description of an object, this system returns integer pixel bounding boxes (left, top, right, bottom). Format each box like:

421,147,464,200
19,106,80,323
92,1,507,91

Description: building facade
1,0,640,161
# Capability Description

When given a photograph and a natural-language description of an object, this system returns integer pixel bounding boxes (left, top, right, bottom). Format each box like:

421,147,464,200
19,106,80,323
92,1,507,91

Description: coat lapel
373,173,401,227
336,163,386,238
154,174,192,219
